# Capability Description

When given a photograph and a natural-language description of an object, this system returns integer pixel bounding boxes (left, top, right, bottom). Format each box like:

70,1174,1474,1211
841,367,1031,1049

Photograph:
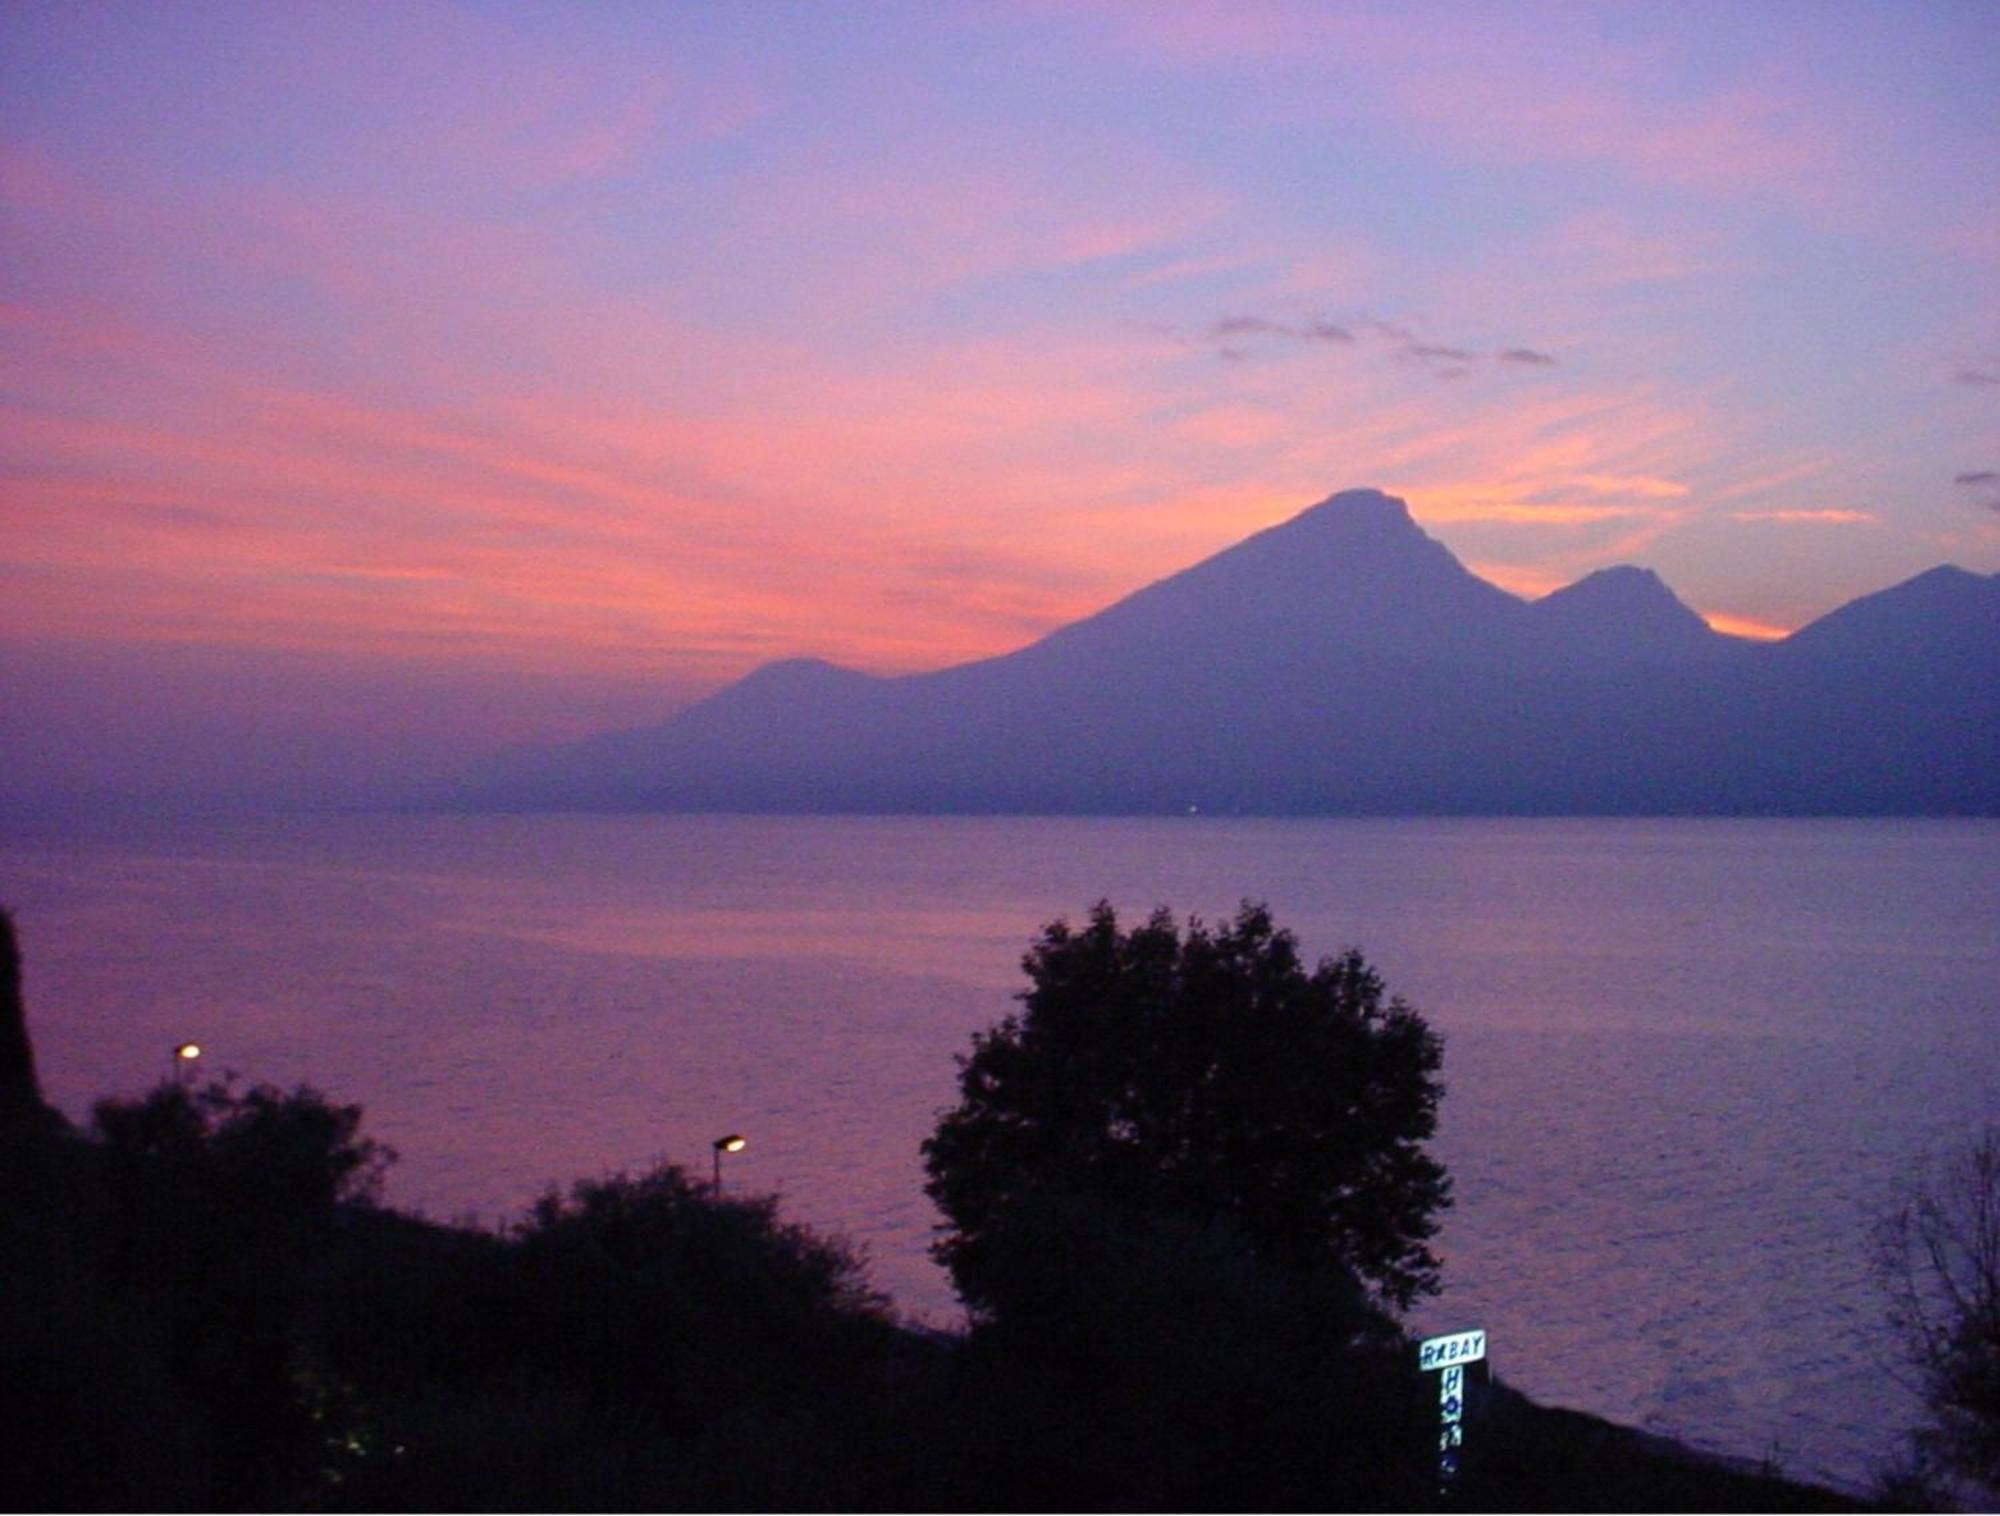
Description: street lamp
712,1133,746,1191
172,1042,202,1084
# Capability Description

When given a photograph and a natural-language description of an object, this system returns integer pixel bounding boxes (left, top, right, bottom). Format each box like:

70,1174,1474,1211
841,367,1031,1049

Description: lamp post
712,1133,746,1191
171,1042,202,1084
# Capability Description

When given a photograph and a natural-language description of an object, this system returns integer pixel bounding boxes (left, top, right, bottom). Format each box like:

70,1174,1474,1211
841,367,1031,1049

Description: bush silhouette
312,1163,904,1510
1879,1126,2000,1502
496,1165,892,1430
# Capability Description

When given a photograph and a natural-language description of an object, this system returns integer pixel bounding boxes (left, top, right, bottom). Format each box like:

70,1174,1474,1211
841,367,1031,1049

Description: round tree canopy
923,901,1450,1317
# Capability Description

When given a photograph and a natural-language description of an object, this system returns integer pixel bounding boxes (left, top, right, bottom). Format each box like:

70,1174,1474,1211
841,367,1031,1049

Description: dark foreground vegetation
0,1086,1860,1513
1,906,1868,1511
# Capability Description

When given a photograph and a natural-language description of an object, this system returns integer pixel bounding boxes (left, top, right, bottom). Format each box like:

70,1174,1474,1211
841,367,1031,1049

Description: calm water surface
5,815,1996,1493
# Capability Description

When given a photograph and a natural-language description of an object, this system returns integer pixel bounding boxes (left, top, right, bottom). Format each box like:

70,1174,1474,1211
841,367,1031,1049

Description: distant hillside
462,488,2000,815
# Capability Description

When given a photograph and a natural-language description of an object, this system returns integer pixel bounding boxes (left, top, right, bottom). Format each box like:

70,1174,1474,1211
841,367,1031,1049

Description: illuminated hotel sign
1417,1328,1486,1370
1417,1328,1487,1486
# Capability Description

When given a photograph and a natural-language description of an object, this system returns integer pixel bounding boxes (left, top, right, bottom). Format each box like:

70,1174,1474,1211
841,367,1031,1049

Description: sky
4,0,1997,808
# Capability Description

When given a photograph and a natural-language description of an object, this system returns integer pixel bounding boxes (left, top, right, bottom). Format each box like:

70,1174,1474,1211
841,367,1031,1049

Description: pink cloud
704,144,1236,325
1706,461,1837,503
1536,210,1733,290
426,63,770,191
1118,251,1265,292
1390,63,1834,201
1089,3,1851,206
232,5,769,194
2,289,1180,680
1728,509,1879,526
1080,1,1335,66
0,141,78,214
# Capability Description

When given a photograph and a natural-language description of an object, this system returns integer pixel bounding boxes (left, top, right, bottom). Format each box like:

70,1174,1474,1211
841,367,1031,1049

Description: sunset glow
3,1,1995,805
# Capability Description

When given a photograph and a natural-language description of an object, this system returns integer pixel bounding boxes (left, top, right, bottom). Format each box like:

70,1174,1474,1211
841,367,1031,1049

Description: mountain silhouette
1778,564,2000,675
464,488,2000,815
1522,566,1735,668
1013,489,1522,672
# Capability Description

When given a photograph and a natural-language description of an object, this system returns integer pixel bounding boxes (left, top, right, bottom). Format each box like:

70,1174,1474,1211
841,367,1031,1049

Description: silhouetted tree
1879,1126,2000,1502
923,901,1449,1318
82,1080,397,1504
927,1188,1433,1510
0,908,50,1124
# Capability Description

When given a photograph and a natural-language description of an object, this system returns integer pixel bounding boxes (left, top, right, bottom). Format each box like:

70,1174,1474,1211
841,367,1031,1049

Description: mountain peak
1898,564,1990,593
735,656,861,688
1527,563,1726,663
1783,563,2000,666
1011,484,1522,673
1579,564,1664,587
1288,487,1419,536
1549,565,1677,606
1248,486,1460,574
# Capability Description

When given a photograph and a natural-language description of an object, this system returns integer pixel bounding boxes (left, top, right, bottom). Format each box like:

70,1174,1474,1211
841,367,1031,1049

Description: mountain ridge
462,488,1999,815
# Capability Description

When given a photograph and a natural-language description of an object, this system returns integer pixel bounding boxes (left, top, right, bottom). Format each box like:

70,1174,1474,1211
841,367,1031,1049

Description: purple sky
4,1,1996,807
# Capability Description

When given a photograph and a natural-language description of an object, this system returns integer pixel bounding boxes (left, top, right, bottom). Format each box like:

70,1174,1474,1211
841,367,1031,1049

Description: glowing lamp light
175,1042,202,1061
711,1132,747,1191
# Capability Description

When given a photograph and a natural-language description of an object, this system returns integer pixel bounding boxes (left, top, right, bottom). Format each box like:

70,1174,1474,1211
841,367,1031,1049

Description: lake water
4,814,1996,1493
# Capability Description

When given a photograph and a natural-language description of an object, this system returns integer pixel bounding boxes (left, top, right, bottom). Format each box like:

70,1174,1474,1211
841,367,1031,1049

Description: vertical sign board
1417,1329,1485,1487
